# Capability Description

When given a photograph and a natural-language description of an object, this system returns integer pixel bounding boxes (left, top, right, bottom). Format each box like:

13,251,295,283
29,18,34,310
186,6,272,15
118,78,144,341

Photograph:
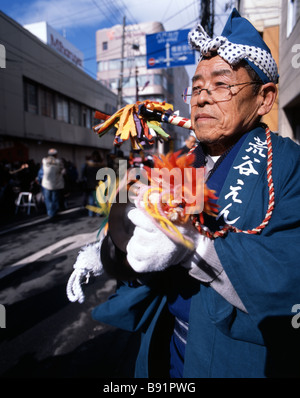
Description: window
135,55,146,67
40,86,54,118
285,98,300,143
125,57,135,70
162,75,168,90
103,41,108,51
105,103,116,116
97,61,109,72
56,95,69,122
81,106,92,128
24,80,38,114
287,0,300,36
109,78,118,90
123,76,135,88
23,79,99,128
109,59,121,70
139,74,152,89
123,96,135,104
154,74,163,86
122,74,152,90
70,101,80,125
168,81,174,95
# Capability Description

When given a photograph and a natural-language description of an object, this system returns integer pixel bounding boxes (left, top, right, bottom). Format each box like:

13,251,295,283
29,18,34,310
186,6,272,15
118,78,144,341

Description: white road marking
12,230,100,266
0,229,100,279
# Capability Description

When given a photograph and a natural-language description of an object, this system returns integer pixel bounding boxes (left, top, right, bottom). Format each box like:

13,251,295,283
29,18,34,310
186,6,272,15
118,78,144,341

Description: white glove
66,238,104,303
126,208,198,273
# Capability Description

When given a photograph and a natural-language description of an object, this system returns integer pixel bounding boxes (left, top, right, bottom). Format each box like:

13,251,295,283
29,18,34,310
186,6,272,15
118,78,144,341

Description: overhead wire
90,0,121,27
92,0,200,57
162,0,198,26
93,0,201,87
7,0,203,80
0,0,210,107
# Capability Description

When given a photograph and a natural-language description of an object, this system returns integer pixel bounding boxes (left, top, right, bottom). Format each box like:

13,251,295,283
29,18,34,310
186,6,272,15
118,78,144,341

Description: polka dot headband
188,23,278,84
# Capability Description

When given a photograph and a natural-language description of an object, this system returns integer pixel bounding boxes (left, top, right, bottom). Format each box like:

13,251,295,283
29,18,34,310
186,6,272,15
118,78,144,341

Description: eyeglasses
182,82,261,105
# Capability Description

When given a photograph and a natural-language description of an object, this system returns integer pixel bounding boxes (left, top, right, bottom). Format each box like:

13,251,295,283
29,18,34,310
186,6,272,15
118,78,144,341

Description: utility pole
117,16,126,109
200,0,215,37
135,65,139,102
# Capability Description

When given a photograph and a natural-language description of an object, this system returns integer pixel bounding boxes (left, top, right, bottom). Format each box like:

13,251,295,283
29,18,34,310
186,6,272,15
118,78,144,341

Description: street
0,203,140,379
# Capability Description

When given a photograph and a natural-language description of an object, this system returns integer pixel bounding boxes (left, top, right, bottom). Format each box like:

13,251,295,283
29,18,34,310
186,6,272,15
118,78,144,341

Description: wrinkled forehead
192,55,247,84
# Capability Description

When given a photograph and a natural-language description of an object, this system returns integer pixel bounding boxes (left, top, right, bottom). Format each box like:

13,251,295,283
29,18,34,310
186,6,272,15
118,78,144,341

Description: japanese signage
146,29,195,69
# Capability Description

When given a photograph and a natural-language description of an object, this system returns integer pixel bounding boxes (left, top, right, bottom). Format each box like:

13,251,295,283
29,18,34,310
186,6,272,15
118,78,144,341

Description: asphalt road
0,204,140,380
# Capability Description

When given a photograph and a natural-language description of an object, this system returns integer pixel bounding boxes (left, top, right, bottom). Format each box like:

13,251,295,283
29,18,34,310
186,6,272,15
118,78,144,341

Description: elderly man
67,9,300,378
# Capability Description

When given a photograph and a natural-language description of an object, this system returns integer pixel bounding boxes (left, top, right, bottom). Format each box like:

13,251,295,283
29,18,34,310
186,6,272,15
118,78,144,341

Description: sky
0,0,233,79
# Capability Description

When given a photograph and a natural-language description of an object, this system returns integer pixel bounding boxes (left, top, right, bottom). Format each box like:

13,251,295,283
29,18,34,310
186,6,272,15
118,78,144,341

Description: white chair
15,192,37,215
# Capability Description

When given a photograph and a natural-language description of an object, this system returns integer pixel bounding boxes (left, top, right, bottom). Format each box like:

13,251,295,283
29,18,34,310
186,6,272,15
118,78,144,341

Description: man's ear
257,83,278,116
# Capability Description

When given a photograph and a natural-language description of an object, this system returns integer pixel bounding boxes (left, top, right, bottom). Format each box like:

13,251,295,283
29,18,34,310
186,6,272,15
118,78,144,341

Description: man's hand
126,208,197,273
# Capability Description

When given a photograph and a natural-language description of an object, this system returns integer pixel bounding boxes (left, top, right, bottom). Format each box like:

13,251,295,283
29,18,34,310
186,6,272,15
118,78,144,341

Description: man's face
190,56,262,154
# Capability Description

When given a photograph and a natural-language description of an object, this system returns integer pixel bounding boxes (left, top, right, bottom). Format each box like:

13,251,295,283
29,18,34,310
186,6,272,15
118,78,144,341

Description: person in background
40,148,65,219
81,150,105,216
178,134,197,156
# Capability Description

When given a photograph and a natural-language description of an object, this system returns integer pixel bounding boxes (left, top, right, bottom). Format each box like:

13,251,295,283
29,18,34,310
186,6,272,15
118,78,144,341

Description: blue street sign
146,29,195,69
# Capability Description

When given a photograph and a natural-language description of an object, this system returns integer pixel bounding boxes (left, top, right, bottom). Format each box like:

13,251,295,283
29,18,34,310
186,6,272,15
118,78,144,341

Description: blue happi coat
92,126,300,378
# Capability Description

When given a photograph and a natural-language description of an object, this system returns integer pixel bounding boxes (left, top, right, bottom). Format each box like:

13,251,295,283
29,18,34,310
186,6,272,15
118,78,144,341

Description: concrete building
96,21,191,152
0,11,118,173
278,0,300,142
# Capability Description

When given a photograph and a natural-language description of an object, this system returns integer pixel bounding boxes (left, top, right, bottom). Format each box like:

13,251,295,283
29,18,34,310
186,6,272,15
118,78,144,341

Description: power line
163,0,199,25
90,0,120,27
16,1,203,79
